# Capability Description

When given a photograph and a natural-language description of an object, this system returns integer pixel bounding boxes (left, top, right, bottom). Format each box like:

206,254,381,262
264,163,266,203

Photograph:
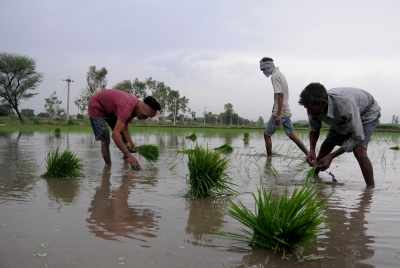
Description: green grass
214,144,233,154
186,146,236,198
226,183,325,254
136,144,160,161
43,148,82,178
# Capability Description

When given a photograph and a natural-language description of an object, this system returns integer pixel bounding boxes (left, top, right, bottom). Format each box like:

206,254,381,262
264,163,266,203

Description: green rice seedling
226,183,325,254
186,133,197,141
54,128,61,138
243,133,250,144
390,145,400,150
43,148,82,178
214,144,233,154
136,144,159,161
187,146,236,198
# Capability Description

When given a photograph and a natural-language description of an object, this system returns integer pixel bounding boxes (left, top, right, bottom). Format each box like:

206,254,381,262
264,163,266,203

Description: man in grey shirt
299,82,381,187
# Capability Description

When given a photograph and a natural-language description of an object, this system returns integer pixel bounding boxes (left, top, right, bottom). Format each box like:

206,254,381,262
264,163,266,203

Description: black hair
144,96,161,112
260,57,274,63
299,82,328,107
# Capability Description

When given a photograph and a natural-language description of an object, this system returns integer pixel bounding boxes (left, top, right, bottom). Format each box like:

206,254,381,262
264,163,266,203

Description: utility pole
62,77,74,121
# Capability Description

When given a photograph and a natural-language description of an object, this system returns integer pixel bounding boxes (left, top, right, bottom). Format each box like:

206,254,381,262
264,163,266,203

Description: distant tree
74,65,108,115
74,94,88,115
0,53,42,122
392,114,399,124
44,91,64,119
86,65,107,95
114,78,147,98
257,116,264,127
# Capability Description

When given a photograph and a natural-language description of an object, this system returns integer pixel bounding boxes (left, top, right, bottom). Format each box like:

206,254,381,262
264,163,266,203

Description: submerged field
1,128,400,267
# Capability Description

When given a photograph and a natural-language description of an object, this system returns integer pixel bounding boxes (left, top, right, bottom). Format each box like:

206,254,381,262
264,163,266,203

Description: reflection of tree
185,198,225,243
235,188,375,267
86,167,160,241
46,179,80,204
0,132,38,200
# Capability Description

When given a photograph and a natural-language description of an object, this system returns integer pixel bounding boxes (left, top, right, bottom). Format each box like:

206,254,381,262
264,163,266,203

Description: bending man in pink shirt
88,89,161,169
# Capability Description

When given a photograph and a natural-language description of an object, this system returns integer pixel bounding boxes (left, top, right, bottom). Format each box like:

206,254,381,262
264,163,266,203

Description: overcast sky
1,0,399,122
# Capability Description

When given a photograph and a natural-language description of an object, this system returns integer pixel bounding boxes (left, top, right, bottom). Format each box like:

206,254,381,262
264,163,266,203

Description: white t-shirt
270,67,291,117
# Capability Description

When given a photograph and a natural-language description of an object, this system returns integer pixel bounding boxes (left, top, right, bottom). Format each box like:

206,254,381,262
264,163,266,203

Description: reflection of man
88,89,161,169
86,167,159,241
299,83,380,187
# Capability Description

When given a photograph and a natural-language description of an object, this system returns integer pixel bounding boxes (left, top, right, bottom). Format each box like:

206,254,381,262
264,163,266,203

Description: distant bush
76,114,85,120
0,104,12,116
37,112,50,118
21,109,35,118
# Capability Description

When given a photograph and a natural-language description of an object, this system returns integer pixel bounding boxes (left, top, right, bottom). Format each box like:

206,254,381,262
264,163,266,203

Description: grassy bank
1,116,400,133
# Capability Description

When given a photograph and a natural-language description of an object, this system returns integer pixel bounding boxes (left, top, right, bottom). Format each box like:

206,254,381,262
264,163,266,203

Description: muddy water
0,129,400,268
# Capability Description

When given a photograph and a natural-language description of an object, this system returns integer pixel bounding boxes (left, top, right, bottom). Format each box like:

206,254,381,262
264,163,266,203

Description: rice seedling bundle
214,144,233,154
135,144,160,161
54,128,61,138
227,184,325,254
186,133,197,141
43,148,82,178
243,133,250,144
187,146,235,198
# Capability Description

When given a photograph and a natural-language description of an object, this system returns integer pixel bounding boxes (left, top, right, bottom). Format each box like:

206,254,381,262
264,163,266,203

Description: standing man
260,57,308,158
299,83,381,187
88,89,161,169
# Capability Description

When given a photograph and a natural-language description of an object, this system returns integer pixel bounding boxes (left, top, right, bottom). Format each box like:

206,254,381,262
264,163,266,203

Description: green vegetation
243,132,250,144
186,133,197,141
43,148,82,178
54,128,61,138
226,184,325,254
214,143,233,154
186,146,236,198
136,144,160,161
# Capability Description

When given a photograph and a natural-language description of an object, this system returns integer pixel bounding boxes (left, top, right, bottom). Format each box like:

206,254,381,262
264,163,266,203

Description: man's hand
306,151,317,166
126,155,141,170
274,114,282,126
126,143,137,153
317,154,333,171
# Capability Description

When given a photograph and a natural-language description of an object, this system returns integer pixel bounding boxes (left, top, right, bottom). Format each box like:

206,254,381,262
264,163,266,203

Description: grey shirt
309,87,381,152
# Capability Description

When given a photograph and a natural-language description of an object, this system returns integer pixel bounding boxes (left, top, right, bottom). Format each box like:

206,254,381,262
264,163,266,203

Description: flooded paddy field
1,128,400,268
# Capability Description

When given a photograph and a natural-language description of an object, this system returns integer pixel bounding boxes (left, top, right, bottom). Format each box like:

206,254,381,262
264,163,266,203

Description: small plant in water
43,148,82,178
214,144,233,154
54,128,61,138
187,146,236,198
243,133,250,144
136,144,160,161
186,133,197,142
226,183,325,255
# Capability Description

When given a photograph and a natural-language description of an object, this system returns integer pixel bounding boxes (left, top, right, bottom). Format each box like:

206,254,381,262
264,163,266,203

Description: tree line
0,52,262,126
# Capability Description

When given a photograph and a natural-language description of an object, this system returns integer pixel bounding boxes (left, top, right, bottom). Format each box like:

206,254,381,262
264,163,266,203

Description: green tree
45,91,64,119
0,53,42,122
114,78,147,98
86,65,107,95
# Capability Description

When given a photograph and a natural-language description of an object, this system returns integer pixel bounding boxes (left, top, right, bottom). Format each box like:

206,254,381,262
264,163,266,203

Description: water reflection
86,167,160,242
185,198,226,245
46,178,80,205
0,132,38,201
319,188,375,266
